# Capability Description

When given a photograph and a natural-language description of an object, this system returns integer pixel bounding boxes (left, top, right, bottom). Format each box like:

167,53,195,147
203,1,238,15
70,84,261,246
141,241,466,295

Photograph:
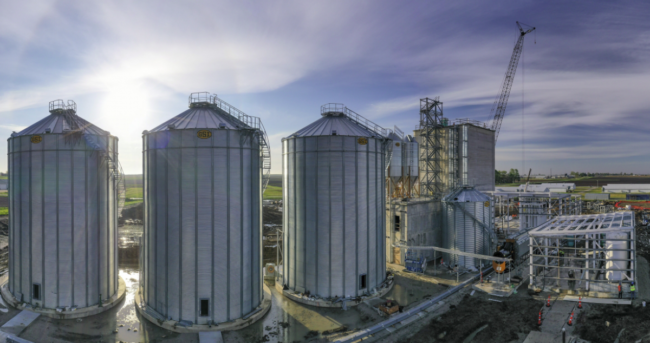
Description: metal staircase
209,95,272,192
52,99,126,216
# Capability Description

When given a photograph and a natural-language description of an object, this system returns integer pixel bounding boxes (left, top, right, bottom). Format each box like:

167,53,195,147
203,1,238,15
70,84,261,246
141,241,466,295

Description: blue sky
1,0,648,175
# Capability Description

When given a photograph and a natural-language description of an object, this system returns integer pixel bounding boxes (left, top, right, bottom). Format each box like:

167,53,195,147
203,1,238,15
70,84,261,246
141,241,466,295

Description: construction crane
490,21,536,143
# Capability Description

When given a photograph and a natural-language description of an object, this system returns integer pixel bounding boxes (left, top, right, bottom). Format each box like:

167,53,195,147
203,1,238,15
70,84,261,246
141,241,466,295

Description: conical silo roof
16,102,108,136
443,186,490,202
290,112,377,137
149,106,251,132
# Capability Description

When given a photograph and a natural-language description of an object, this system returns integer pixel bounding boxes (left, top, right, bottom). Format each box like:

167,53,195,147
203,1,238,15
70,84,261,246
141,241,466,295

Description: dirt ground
399,288,542,343
264,206,282,226
575,305,650,342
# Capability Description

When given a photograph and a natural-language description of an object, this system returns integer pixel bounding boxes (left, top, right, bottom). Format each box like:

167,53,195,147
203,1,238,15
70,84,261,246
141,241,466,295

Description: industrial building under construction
0,20,647,343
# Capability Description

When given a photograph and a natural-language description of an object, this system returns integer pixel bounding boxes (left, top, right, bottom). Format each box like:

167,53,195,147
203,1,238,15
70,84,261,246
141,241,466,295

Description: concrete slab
198,331,223,343
1,311,40,336
564,295,631,305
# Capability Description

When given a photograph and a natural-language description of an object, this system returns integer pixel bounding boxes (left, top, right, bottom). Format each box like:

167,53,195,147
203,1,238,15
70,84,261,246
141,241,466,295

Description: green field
0,192,7,197
264,185,282,200
0,207,7,216
124,187,143,205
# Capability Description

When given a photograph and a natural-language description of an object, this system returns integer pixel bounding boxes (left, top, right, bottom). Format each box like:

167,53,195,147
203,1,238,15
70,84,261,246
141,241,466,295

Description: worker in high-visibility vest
618,282,623,299
630,281,637,300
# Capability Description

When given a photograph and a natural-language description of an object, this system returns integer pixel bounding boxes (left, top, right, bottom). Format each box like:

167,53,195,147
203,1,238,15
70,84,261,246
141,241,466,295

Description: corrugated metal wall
8,133,118,309
283,136,387,298
142,128,262,325
442,201,491,268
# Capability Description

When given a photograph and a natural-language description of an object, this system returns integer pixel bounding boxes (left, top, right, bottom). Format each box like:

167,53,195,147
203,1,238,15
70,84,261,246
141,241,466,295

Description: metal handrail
209,94,272,191
321,103,388,138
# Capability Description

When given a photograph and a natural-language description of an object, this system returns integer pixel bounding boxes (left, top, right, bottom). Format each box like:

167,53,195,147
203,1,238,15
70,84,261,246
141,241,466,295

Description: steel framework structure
528,212,636,293
419,97,444,199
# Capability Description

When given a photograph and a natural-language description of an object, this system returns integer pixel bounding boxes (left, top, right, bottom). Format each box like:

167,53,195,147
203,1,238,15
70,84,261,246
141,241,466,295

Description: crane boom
490,21,535,143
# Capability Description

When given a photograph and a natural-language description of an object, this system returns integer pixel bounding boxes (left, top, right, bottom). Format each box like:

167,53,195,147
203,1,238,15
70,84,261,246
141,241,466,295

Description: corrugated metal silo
7,100,119,311
282,103,388,299
141,92,269,325
442,187,493,269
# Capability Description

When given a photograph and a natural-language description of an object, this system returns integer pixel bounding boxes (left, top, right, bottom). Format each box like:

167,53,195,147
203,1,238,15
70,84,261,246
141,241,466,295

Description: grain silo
140,93,270,328
386,128,403,197
442,186,494,269
282,103,389,302
5,100,121,315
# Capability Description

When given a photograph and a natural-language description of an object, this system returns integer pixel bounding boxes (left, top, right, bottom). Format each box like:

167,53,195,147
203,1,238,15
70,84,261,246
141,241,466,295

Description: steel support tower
419,97,444,200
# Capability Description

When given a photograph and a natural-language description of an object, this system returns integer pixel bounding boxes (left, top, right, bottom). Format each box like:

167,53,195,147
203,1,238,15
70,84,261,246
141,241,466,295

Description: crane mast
490,21,535,143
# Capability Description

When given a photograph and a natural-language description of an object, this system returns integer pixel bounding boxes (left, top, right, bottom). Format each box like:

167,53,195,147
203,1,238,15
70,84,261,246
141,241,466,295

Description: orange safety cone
568,311,574,326
546,295,551,307
578,296,582,309
538,310,542,326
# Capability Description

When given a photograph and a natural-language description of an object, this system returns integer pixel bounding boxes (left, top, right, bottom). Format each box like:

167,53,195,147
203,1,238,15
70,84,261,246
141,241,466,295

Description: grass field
124,187,143,205
0,207,7,216
0,192,7,197
264,185,282,199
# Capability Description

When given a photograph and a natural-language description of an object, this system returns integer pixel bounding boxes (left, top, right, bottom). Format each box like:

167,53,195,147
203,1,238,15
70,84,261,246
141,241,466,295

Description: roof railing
189,92,211,106
320,103,388,138
49,99,76,113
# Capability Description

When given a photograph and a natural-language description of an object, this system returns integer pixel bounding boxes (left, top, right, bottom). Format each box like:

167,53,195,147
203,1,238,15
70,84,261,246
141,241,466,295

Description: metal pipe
335,267,494,343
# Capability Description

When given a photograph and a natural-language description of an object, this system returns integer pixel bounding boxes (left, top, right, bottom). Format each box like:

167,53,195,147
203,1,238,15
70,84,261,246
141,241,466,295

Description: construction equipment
489,21,536,143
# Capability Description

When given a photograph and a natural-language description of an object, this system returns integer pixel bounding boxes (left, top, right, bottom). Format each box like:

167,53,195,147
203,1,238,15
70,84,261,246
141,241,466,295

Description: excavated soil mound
403,294,542,343
575,305,650,343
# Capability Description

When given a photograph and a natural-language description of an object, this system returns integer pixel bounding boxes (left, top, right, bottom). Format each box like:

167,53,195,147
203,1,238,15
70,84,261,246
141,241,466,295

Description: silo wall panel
295,138,305,293
58,149,73,306
228,141,242,319
197,147,212,316
43,147,57,309
368,142,377,288
316,147,330,296
212,146,228,323
20,146,30,301
344,147,357,296
31,150,43,302
241,147,252,315
286,139,295,290
86,151,99,308
180,132,197,322
304,138,317,294
155,147,167,312
73,150,86,307
330,137,344,297
166,145,181,320
357,149,368,286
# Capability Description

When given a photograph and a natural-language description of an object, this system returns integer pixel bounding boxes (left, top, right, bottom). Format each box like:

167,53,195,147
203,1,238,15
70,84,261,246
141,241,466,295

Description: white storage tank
605,231,628,281
282,103,388,299
141,93,266,325
403,135,419,178
442,187,493,269
7,100,118,311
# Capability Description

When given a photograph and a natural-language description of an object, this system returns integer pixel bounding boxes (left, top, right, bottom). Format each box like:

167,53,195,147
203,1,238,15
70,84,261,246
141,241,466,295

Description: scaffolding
528,212,636,294
418,97,444,200
489,191,582,237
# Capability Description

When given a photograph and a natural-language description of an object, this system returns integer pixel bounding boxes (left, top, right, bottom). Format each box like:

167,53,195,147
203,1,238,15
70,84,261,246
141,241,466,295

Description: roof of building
16,110,108,136
443,186,490,202
149,105,250,132
603,184,650,191
529,212,635,236
289,112,378,138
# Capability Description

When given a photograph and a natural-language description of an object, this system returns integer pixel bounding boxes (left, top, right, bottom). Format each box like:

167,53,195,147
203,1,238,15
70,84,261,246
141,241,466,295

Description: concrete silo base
134,284,272,333
0,276,126,319
275,277,395,308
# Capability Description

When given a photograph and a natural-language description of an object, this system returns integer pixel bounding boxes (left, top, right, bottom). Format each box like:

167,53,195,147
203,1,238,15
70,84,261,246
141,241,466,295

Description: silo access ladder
209,95,272,192
52,99,127,217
